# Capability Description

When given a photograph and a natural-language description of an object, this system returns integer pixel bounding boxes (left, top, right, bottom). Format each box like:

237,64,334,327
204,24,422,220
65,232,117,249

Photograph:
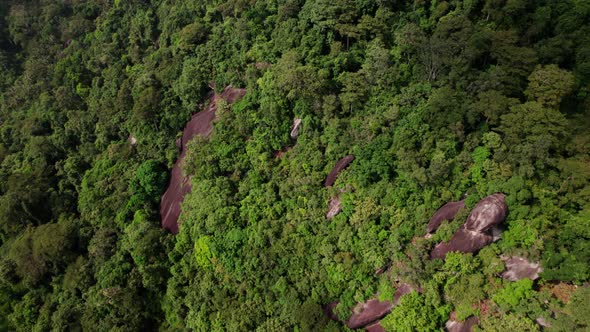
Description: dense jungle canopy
0,0,589,331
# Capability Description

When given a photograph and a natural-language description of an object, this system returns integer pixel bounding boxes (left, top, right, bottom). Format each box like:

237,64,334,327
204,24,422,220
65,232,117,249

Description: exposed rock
463,193,507,232
324,298,393,330
427,200,466,233
536,317,551,328
365,321,386,332
490,224,503,241
325,155,355,187
290,118,302,139
393,283,415,305
431,193,508,260
254,62,272,69
160,86,246,234
323,301,339,321
347,299,393,329
501,256,542,281
128,135,137,147
446,314,479,332
326,195,342,219
431,228,494,260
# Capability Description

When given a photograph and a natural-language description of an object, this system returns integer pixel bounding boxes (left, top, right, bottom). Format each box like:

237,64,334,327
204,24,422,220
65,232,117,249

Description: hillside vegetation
0,0,589,331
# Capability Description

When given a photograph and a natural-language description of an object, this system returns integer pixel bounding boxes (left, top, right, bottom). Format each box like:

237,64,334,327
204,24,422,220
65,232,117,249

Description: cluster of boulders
324,191,546,331
430,193,507,259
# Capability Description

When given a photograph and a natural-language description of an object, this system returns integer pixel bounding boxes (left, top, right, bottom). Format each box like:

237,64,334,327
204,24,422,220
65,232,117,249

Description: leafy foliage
0,0,588,330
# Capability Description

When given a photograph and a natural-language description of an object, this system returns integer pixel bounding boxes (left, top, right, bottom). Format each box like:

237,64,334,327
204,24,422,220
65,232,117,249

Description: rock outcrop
393,283,416,305
160,86,246,234
365,321,385,332
431,229,494,259
128,135,137,147
324,155,355,187
290,118,302,139
347,299,394,329
445,314,479,332
501,256,542,281
427,200,466,233
431,193,507,259
325,283,416,330
463,193,507,232
326,195,342,219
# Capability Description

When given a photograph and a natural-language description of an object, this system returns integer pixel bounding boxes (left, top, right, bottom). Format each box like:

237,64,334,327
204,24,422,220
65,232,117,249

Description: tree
497,101,567,175
381,291,450,332
525,65,575,109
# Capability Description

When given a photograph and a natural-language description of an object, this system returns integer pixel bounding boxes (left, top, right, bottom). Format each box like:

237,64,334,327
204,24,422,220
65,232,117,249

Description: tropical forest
0,0,589,331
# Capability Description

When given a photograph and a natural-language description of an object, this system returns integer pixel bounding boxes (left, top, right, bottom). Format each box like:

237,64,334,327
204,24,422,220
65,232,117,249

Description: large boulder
160,87,246,234
393,283,416,305
431,228,494,259
365,321,386,332
324,155,355,187
324,299,393,329
431,193,508,260
446,313,479,332
347,299,394,329
324,284,416,329
501,256,542,281
463,193,507,232
326,195,342,219
427,200,466,233
290,118,302,139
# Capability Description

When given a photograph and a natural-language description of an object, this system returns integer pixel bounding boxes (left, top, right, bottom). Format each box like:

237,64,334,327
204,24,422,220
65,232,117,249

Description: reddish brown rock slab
427,200,466,233
324,299,393,330
326,195,342,219
446,315,479,332
160,86,246,234
347,299,393,329
501,256,542,281
365,321,386,332
393,283,416,305
431,228,494,260
464,193,507,233
324,155,355,187
323,301,339,321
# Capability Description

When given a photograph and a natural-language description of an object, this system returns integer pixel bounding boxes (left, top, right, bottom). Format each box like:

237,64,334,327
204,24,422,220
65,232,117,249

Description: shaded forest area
0,0,589,331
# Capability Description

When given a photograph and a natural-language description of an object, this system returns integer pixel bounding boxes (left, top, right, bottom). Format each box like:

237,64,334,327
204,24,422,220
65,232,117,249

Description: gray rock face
290,118,302,139
501,256,542,281
446,315,479,332
431,228,494,259
464,193,507,232
128,135,137,147
427,200,466,233
326,196,342,219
